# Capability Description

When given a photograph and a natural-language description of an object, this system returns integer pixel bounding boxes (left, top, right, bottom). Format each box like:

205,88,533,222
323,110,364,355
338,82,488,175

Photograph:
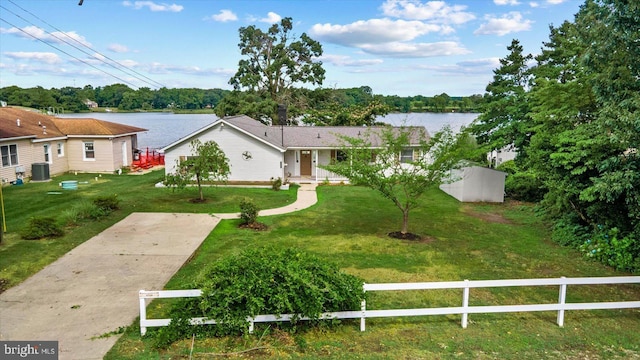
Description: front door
300,150,312,176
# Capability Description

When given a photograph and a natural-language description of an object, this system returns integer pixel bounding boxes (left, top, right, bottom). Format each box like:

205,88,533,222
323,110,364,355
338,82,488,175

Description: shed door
300,150,312,176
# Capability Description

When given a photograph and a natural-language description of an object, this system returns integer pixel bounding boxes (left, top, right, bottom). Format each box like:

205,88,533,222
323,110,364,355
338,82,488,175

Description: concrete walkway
0,183,318,359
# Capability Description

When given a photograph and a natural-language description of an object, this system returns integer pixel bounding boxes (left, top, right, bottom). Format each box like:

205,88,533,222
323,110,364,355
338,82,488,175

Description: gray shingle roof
224,115,429,150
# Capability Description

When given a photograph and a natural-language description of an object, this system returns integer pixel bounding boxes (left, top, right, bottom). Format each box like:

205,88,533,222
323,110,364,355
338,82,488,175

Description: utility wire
2,1,167,89
0,16,140,89
6,0,166,88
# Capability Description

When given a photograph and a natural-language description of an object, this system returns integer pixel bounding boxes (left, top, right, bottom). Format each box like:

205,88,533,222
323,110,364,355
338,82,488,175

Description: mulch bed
388,231,425,241
239,222,268,231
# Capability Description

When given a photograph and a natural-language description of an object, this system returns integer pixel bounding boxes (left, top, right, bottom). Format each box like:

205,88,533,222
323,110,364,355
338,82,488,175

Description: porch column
314,150,318,181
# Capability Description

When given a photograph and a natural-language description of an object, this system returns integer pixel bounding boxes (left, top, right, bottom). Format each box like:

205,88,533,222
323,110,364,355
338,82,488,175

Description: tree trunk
401,209,410,234
196,175,203,201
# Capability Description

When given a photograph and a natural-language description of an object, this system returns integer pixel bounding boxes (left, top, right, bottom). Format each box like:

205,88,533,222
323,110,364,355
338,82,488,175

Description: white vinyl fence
139,276,640,336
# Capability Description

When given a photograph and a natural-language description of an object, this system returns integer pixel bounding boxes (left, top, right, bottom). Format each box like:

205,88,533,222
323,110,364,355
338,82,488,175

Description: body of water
59,112,478,150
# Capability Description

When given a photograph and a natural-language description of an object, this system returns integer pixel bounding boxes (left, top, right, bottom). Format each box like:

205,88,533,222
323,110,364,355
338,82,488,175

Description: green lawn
105,184,639,359
0,170,297,290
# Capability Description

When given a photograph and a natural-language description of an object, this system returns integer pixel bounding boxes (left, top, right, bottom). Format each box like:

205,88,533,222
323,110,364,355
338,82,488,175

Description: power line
2,1,167,89
0,16,140,89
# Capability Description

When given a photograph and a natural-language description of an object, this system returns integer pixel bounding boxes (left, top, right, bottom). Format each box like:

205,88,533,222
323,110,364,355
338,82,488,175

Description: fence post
461,279,470,328
360,283,367,332
557,276,567,327
139,290,147,336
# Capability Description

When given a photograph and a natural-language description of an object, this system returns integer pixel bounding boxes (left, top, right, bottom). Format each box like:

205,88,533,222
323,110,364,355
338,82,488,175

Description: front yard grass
106,185,640,359
0,170,297,291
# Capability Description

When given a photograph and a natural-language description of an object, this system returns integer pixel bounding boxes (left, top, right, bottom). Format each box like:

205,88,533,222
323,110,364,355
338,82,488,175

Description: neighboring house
161,115,429,183
0,107,147,183
84,99,98,109
439,166,507,203
488,145,517,168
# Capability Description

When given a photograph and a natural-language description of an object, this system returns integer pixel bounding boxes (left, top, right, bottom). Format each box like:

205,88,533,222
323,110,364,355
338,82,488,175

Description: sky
0,0,584,97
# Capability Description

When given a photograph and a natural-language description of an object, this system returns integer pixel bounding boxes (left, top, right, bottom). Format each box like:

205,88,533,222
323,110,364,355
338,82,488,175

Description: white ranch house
161,115,428,183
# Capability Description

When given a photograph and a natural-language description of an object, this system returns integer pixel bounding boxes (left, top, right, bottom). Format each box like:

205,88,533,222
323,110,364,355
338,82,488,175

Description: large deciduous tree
221,17,325,123
321,126,472,237
163,140,230,202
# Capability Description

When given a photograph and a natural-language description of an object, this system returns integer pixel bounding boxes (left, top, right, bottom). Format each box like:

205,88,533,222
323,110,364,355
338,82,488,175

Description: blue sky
0,0,583,96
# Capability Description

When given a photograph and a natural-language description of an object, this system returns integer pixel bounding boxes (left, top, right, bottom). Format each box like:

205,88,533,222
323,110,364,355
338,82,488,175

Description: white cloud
474,12,533,36
494,0,520,5
122,1,183,12
380,0,475,24
359,41,471,58
319,54,384,67
260,12,282,24
311,19,446,46
546,0,568,4
529,2,539,7
211,9,237,22
146,62,235,77
419,57,501,74
4,52,61,64
2,26,91,47
108,43,129,53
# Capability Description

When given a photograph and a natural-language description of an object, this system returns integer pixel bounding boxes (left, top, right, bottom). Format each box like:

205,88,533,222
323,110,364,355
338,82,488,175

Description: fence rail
139,276,640,335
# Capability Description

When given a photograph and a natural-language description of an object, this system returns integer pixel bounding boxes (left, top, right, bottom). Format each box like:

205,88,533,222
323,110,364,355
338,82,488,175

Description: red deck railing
131,148,164,171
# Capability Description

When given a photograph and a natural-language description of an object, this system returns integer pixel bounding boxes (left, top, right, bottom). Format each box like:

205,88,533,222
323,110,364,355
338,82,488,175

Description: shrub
152,247,366,348
551,214,590,247
239,199,259,225
504,171,545,202
578,227,640,272
495,160,518,175
93,195,120,211
60,201,112,225
21,217,64,240
270,177,282,191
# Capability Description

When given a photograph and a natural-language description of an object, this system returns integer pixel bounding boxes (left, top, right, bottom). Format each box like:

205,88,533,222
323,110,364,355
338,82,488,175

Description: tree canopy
321,125,473,237
475,0,640,271
219,17,325,123
163,140,230,202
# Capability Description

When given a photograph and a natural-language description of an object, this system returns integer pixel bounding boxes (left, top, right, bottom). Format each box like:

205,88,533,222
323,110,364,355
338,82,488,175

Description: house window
400,149,414,163
83,141,95,160
43,144,51,163
331,150,348,163
1,144,18,167
57,142,64,157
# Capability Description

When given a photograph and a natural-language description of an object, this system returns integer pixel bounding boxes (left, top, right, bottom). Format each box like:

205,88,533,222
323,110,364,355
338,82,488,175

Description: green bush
579,227,640,272
270,177,282,191
20,217,64,240
551,214,591,247
93,194,120,211
239,199,259,225
495,160,518,175
504,171,545,202
152,247,365,348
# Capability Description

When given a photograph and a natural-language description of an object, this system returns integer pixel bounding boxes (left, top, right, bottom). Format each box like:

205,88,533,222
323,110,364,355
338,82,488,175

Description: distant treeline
0,84,483,114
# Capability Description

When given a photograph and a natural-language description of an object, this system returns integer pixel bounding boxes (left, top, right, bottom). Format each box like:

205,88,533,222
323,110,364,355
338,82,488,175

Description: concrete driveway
0,183,318,359
0,213,220,360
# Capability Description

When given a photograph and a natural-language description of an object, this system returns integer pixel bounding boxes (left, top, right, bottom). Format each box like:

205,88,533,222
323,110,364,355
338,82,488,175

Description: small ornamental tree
163,139,230,202
321,126,472,237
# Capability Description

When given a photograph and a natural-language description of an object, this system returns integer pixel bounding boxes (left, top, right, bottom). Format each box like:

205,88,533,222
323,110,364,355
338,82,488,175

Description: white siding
440,166,507,203
164,124,284,182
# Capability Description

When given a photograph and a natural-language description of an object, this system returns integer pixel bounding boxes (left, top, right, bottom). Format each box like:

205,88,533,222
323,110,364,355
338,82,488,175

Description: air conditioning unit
31,163,50,181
